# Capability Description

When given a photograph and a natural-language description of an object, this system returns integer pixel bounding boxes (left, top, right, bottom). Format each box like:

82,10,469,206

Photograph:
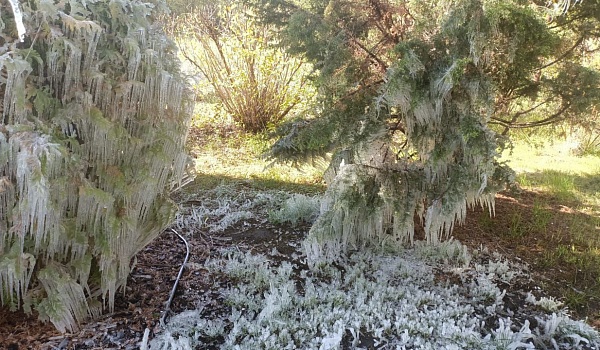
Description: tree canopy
252,0,600,262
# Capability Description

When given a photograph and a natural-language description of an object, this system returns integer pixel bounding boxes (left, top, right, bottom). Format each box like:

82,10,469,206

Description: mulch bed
0,217,307,350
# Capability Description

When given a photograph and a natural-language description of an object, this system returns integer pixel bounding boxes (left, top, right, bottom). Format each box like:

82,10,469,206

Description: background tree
170,0,314,133
252,0,600,263
0,0,191,332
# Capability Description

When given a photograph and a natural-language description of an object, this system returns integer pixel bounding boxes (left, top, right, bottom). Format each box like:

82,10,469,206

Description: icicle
8,132,63,252
1,55,32,123
142,74,157,115
124,37,142,81
76,184,115,235
0,177,15,238
82,26,102,77
62,39,82,101
37,266,91,333
158,71,174,113
393,211,414,245
384,79,412,115
478,173,488,195
59,12,102,79
0,245,35,308
46,42,63,93
89,73,105,106
8,0,26,42
132,27,147,48
413,101,436,127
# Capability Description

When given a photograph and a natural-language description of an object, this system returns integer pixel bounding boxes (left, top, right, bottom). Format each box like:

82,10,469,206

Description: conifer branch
536,36,584,71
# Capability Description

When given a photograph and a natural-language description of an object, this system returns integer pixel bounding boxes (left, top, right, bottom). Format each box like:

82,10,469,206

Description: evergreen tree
255,0,600,263
1,0,191,331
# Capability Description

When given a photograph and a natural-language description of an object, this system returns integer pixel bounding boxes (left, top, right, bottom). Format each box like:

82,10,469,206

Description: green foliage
508,211,528,238
487,1,600,134
1,0,191,332
170,0,315,132
531,200,553,233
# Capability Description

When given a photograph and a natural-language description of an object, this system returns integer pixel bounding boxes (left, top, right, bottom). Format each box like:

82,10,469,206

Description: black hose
159,228,190,327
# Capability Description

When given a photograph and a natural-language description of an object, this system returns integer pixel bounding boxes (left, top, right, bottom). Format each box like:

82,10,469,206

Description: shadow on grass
180,172,326,195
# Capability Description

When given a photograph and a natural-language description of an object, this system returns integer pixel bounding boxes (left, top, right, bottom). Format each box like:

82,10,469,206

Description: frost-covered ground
148,186,600,350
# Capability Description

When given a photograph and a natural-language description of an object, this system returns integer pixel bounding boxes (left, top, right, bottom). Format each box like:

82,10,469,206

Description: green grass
508,210,528,238
531,200,552,233
500,139,600,315
503,140,600,213
503,139,600,174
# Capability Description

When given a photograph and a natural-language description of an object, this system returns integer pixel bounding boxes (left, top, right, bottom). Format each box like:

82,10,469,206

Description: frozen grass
268,194,321,227
172,183,298,233
150,243,600,349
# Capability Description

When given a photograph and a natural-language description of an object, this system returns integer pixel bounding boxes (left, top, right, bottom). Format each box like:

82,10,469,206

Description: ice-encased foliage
0,0,192,332
268,193,320,227
302,1,517,264
150,247,600,349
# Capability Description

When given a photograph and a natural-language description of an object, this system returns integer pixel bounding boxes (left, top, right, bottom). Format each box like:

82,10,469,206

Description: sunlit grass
503,140,600,174
499,140,600,314
193,135,324,186
503,141,600,213
188,102,325,193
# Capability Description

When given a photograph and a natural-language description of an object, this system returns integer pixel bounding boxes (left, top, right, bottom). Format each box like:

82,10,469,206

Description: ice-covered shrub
414,238,472,267
1,0,191,332
534,313,600,349
172,186,291,233
526,293,564,313
475,256,523,283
